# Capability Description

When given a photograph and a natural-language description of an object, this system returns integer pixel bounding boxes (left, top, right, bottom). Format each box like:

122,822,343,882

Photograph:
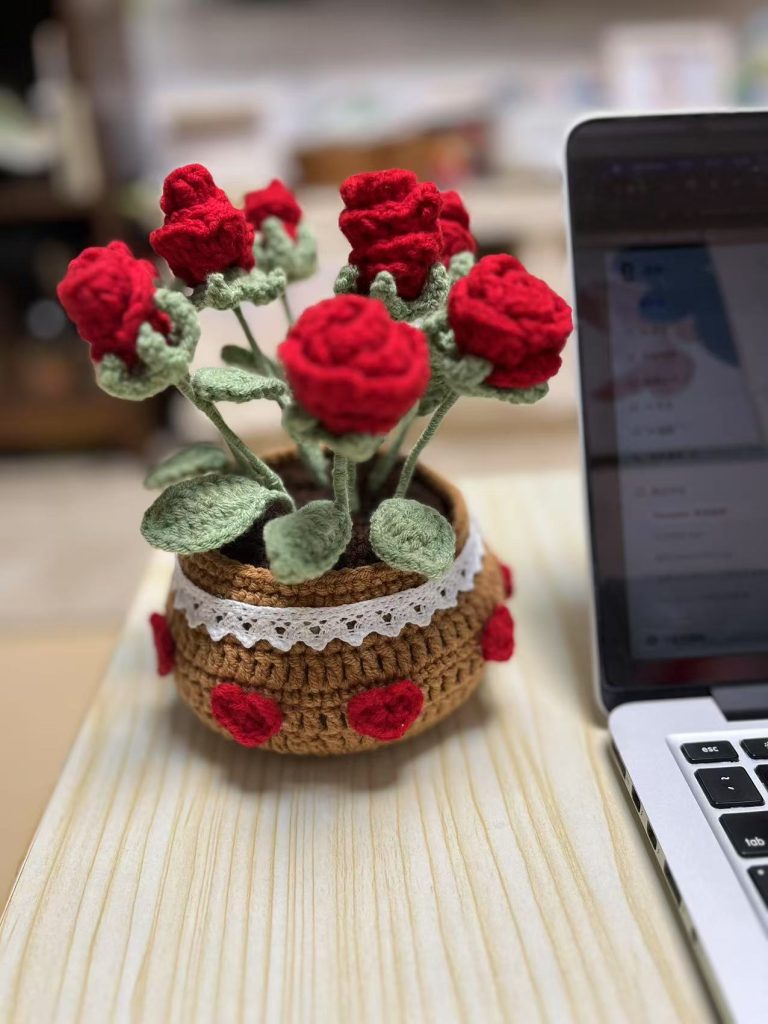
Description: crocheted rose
448,254,573,389
244,179,302,238
439,189,477,264
57,241,170,368
150,163,254,286
339,169,442,300
279,294,430,435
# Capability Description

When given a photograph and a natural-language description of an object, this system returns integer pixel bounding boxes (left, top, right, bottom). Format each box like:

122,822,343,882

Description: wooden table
0,472,715,1023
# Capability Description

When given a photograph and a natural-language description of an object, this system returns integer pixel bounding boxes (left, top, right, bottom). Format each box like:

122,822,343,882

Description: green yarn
264,500,352,584
333,263,450,323
192,266,287,312
143,443,231,490
448,250,476,284
396,394,457,498
369,498,455,579
220,344,257,370
282,403,382,462
254,218,318,282
95,288,200,401
368,403,419,493
192,367,288,405
141,473,292,555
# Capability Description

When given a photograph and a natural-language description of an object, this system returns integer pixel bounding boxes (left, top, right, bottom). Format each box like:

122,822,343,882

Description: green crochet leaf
370,498,455,579
192,367,289,405
95,289,200,401
333,262,450,324
141,474,291,554
220,344,257,370
143,443,231,490
448,250,476,284
192,267,287,311
264,500,352,584
282,403,382,462
254,218,318,282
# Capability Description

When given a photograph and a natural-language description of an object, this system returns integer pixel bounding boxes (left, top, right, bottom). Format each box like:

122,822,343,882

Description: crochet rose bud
339,169,442,300
150,163,254,286
57,241,170,368
244,179,302,239
279,294,430,436
448,254,573,389
439,189,477,264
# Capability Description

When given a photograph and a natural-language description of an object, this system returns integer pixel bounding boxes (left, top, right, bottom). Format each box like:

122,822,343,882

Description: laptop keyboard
673,731,768,922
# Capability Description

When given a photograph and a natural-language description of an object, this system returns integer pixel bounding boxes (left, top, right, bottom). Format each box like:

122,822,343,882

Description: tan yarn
167,458,504,755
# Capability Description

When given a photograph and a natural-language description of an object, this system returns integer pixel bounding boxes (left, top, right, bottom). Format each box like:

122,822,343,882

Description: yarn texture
448,254,573,389
57,241,169,368
244,179,302,237
500,562,514,599
210,683,283,746
482,604,515,661
347,680,424,741
339,169,442,300
149,612,175,675
439,190,477,264
279,294,430,436
166,458,506,755
150,164,255,286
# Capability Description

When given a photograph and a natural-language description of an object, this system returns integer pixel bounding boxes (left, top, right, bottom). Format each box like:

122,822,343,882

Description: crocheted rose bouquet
58,164,572,755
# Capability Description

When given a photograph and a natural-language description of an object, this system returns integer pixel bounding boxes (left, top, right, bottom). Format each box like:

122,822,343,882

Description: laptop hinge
712,683,768,721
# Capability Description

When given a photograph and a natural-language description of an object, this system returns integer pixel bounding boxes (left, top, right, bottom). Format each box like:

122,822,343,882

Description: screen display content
568,114,768,699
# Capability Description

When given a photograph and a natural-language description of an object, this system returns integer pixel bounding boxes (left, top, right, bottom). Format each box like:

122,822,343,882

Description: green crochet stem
332,453,352,522
280,292,295,326
395,394,457,499
233,306,277,377
347,460,359,514
368,403,419,494
175,375,292,502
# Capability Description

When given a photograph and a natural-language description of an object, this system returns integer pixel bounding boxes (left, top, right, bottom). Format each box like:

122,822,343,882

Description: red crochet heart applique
482,605,515,662
347,680,424,741
149,612,175,676
499,562,514,599
210,683,283,747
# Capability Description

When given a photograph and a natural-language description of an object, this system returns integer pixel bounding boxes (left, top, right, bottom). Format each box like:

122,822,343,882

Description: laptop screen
568,113,768,700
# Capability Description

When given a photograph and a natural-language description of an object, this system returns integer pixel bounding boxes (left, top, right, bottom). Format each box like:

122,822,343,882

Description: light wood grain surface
0,472,715,1024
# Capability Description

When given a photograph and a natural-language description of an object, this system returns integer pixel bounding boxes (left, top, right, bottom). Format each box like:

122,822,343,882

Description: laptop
566,111,768,1024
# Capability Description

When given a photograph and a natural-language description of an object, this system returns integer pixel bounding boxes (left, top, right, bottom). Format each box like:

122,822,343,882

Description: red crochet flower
149,612,175,676
279,294,430,435
439,189,477,264
482,605,515,662
347,680,424,741
339,169,442,300
210,683,283,747
150,164,255,286
57,241,170,368
448,254,573,389
244,179,302,239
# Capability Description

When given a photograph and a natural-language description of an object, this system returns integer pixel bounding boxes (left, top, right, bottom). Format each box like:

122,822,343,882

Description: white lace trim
172,520,484,652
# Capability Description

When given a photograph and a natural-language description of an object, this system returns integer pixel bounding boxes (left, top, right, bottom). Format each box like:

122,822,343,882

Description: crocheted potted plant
58,165,572,755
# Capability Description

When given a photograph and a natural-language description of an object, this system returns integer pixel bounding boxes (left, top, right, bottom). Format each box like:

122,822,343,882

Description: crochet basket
164,459,505,755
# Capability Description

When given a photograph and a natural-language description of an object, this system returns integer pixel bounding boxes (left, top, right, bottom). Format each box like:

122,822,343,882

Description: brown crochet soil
221,454,450,570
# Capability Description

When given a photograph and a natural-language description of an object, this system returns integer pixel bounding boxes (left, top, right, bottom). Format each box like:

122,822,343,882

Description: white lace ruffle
172,520,484,652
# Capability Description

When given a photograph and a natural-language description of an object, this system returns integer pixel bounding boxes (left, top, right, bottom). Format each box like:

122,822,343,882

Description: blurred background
2,0,768,892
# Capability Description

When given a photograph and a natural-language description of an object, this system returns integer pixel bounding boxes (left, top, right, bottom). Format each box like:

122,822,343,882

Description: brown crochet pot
165,458,505,755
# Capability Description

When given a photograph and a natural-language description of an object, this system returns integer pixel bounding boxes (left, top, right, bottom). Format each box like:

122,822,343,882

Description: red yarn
244,179,302,239
57,241,170,368
439,190,477,264
448,254,572,389
347,680,424,741
339,169,442,300
149,612,175,676
150,164,255,286
210,683,283,747
279,294,430,435
482,605,515,662
499,562,514,599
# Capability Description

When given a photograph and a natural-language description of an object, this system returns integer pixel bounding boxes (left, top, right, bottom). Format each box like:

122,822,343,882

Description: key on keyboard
750,866,768,909
696,767,764,808
681,741,738,763
742,738,768,760
721,812,768,857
